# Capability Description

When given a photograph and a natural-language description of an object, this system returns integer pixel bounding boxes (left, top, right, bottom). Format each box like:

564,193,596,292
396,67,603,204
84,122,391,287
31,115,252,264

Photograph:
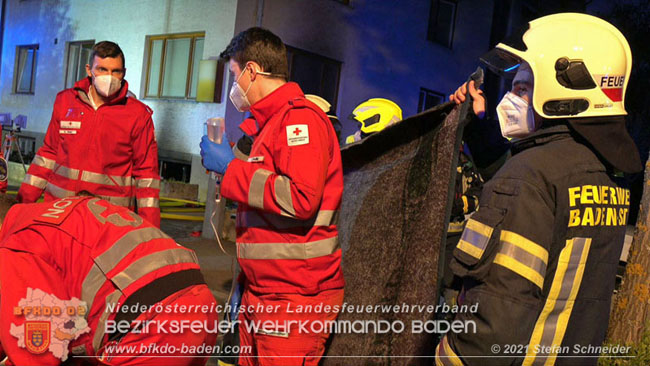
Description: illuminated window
144,32,205,99
14,44,38,94
64,40,95,88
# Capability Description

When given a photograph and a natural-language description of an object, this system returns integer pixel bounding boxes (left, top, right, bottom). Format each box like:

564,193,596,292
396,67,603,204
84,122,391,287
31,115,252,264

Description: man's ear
85,64,92,78
248,61,262,81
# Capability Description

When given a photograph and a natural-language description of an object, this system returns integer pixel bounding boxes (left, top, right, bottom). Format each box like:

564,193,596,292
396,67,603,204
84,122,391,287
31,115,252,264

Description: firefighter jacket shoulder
17,78,161,227
221,82,345,295
438,124,630,366
0,197,200,363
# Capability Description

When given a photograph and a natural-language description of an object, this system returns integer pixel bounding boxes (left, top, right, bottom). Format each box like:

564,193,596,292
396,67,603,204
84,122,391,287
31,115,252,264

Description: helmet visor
479,48,522,76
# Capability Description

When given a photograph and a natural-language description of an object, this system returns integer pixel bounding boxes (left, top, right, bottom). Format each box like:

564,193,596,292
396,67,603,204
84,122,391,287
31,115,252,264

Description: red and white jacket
17,78,161,227
0,196,202,364
222,82,345,294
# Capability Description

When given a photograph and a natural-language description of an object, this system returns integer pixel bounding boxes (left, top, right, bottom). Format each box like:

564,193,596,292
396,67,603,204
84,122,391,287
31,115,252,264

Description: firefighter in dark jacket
439,13,641,366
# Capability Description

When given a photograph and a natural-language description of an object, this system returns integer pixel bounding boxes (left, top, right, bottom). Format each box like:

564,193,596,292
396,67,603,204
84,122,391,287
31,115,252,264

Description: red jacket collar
74,77,129,106
239,117,259,137
249,82,304,129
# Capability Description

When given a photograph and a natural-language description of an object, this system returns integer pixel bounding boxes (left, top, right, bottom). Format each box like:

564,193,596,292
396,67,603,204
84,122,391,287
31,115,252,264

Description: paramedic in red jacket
17,41,161,227
200,27,344,366
0,195,217,365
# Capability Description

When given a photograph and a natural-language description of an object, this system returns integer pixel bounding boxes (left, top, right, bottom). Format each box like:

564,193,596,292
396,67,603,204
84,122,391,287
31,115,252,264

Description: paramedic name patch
568,185,629,227
286,125,309,146
11,288,91,361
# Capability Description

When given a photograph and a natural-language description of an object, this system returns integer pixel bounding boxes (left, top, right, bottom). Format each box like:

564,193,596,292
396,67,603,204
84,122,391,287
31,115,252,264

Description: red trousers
97,284,218,366
238,288,344,366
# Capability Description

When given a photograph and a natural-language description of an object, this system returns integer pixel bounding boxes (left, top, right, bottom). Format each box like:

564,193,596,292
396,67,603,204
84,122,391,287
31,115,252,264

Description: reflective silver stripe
494,240,547,289
95,228,169,274
81,228,170,306
238,236,339,260
45,182,75,198
239,210,338,229
447,221,465,234
456,219,494,260
23,174,48,189
99,195,133,207
524,238,591,366
135,178,160,190
93,290,122,352
89,248,199,351
233,145,248,161
54,164,80,180
81,171,134,187
248,169,273,209
354,106,377,114
31,154,56,170
111,248,199,290
499,240,547,276
138,197,159,208
81,263,105,307
274,175,296,217
314,210,338,226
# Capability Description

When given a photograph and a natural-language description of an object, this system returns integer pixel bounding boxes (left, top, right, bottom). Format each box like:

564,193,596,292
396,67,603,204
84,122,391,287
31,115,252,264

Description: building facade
0,0,509,201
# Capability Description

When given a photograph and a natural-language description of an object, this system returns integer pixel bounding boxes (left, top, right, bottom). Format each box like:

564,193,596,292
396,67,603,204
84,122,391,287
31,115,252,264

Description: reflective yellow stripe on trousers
523,237,591,366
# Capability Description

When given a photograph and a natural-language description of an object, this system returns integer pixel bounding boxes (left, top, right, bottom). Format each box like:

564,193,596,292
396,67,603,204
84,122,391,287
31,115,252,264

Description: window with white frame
144,32,205,99
64,40,95,88
14,44,38,94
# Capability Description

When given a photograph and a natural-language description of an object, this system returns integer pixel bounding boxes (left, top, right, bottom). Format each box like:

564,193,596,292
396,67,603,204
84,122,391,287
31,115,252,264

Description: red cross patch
286,124,309,146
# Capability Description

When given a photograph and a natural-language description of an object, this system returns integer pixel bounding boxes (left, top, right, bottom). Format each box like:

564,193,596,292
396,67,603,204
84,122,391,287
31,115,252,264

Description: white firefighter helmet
480,13,631,119
305,94,331,113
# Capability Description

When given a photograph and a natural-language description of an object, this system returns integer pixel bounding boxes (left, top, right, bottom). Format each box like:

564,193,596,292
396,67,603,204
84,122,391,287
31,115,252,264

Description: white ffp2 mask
496,91,536,139
93,74,122,97
229,68,253,112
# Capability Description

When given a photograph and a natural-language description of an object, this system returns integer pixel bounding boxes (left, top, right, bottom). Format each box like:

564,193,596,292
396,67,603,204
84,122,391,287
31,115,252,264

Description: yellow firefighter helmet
350,98,403,135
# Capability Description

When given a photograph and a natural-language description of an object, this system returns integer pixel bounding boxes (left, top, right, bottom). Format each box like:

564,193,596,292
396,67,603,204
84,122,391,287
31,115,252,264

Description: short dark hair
91,41,125,68
220,27,288,80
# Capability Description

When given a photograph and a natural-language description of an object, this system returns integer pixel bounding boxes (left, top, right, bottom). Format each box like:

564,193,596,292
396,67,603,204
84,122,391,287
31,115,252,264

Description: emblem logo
0,157,7,182
25,321,50,354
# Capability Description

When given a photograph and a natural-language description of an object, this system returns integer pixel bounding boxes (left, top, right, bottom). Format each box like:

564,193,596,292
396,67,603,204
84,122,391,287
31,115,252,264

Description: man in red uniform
0,195,218,365
200,27,344,366
17,41,161,227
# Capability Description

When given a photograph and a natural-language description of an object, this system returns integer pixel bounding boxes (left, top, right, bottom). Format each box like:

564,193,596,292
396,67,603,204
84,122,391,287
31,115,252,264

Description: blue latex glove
200,134,234,175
